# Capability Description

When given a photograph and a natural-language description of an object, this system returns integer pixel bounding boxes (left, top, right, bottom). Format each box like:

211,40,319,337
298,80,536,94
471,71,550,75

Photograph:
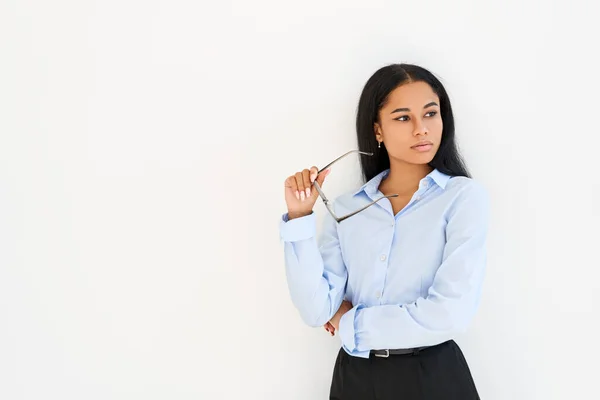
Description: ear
374,122,382,141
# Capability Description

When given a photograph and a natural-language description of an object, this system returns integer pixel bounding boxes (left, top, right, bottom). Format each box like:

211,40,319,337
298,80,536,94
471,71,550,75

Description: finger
295,172,305,201
309,166,319,183
325,323,335,336
309,167,321,199
285,176,300,201
315,168,331,186
301,169,311,199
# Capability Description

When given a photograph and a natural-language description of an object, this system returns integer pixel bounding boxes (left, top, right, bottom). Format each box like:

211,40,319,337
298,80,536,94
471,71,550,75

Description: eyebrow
390,102,439,114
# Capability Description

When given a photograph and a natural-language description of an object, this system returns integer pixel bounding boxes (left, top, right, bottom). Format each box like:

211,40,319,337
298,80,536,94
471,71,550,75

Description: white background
1,1,599,399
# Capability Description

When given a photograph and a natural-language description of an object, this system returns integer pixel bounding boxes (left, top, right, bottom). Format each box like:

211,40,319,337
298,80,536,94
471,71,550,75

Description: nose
413,118,429,136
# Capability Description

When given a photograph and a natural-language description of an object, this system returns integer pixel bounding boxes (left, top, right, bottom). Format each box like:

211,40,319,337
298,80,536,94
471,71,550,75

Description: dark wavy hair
356,63,470,182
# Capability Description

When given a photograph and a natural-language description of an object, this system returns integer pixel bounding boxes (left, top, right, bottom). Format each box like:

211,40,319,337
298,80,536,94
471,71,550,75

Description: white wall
1,1,599,399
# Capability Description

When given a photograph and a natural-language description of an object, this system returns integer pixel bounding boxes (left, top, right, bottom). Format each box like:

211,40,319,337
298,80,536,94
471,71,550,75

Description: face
374,81,443,165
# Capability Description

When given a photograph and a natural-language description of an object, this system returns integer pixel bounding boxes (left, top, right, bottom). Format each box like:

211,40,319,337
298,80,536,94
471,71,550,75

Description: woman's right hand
284,166,330,220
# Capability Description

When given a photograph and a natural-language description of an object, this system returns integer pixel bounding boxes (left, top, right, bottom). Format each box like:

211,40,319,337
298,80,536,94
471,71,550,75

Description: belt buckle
375,349,390,358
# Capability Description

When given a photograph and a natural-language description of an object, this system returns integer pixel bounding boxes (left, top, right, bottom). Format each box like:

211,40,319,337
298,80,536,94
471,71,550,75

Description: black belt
370,346,430,358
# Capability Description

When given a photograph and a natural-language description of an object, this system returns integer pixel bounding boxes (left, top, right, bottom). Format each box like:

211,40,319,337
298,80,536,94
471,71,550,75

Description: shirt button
375,291,381,298
380,254,387,261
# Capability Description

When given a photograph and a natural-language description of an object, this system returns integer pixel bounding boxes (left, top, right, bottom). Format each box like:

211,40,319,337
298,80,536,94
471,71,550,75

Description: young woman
279,63,489,399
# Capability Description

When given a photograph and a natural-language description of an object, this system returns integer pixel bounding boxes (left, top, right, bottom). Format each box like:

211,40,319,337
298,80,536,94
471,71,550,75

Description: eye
394,115,409,122
425,111,438,117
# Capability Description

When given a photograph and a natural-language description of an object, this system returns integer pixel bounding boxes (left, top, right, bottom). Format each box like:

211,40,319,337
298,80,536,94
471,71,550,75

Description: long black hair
356,63,471,182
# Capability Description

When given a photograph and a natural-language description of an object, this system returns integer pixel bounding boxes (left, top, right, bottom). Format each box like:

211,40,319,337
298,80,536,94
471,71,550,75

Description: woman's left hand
323,300,353,335
324,321,336,336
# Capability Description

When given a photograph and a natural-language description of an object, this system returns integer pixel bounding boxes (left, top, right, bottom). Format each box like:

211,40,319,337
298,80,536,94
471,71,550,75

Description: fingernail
300,191,305,201
306,188,311,197
310,173,317,183
295,191,300,200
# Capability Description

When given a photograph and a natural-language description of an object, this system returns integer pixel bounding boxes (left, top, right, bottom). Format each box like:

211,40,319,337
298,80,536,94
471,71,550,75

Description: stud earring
378,141,381,149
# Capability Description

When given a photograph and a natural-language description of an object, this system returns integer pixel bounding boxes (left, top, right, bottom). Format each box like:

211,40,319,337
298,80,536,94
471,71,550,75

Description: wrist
288,210,312,220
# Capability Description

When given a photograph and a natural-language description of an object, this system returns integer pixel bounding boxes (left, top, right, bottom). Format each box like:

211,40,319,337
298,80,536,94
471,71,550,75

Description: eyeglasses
312,150,398,223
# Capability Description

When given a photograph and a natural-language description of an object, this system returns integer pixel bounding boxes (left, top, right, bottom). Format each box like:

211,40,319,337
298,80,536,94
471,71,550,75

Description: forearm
284,239,345,326
339,295,476,352
280,212,347,327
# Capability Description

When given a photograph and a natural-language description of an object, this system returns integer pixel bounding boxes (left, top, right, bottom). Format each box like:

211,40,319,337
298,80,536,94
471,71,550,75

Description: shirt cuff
339,303,364,353
279,212,317,242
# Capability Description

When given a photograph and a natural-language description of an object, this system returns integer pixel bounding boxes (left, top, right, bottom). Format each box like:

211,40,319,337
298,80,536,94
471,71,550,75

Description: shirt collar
353,168,451,197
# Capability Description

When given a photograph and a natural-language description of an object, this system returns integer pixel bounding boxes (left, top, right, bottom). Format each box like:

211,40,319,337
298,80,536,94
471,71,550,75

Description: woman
279,63,489,399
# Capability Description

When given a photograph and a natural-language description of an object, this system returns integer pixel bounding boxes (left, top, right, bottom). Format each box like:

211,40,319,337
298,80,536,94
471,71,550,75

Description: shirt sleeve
338,181,490,355
279,211,348,327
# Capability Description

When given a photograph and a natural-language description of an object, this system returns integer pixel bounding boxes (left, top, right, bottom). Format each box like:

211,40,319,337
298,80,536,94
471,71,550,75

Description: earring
378,141,381,149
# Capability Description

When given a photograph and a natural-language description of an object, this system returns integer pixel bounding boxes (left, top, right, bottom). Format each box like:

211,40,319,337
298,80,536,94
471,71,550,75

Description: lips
411,141,434,152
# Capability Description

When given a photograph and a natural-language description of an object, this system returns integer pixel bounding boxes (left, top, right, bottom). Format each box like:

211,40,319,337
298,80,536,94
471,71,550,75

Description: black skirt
329,340,480,400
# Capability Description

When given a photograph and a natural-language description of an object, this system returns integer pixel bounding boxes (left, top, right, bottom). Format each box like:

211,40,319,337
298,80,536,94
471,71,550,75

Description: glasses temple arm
336,194,399,222
317,150,373,173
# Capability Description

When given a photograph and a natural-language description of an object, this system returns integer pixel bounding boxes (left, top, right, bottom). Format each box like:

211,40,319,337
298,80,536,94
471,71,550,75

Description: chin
394,158,435,167
410,154,436,165
390,151,437,165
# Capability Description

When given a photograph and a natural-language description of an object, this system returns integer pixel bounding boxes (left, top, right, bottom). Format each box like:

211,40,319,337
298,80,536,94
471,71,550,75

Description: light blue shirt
279,168,490,359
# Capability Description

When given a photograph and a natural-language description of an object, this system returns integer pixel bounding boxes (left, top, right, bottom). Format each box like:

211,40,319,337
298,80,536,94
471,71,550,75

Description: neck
381,159,434,196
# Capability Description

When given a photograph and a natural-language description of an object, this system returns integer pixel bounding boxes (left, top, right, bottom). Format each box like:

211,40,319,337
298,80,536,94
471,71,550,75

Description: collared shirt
279,168,490,359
